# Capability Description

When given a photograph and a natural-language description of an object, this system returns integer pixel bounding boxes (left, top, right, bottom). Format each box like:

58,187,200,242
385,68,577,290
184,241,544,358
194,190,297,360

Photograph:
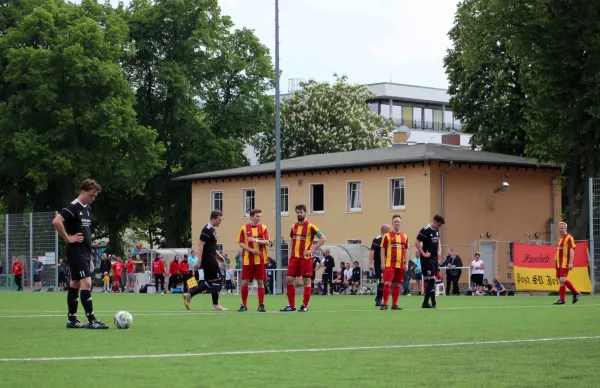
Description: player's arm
51,213,83,244
414,239,425,256
404,242,409,272
380,234,388,270
313,230,326,251
368,248,375,270
567,237,575,269
255,228,273,247
195,240,205,269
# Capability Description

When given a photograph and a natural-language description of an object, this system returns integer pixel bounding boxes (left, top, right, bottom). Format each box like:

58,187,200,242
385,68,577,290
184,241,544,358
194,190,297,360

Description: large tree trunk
107,221,123,256
572,142,597,240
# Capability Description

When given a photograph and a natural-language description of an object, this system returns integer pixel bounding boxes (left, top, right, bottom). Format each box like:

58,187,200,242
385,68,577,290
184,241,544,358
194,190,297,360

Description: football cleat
87,320,109,329
280,305,297,312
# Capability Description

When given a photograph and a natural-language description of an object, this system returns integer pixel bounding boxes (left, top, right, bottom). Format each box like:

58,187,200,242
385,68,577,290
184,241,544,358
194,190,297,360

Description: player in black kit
183,210,228,311
415,214,445,308
52,179,108,329
369,224,391,306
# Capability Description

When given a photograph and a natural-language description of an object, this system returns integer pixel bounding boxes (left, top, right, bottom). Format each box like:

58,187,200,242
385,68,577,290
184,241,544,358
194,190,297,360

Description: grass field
0,292,599,388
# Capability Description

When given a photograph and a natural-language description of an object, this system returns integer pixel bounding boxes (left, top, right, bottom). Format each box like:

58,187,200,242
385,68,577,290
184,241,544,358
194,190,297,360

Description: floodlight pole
274,0,283,294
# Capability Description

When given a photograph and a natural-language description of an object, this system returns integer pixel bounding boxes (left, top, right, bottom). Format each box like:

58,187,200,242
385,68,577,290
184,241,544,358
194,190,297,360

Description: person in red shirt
111,257,125,293
179,255,191,292
168,256,181,293
126,256,136,293
152,254,166,294
12,257,23,291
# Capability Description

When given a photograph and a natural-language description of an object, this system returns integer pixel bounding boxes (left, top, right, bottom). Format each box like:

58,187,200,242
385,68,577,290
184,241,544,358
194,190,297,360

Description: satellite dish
398,125,411,140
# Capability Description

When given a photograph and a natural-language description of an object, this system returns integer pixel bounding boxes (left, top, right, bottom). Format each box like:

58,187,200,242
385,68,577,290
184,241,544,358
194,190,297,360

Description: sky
90,0,460,90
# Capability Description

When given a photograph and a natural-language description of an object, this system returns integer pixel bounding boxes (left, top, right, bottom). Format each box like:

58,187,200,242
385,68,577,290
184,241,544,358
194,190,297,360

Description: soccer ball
114,311,133,329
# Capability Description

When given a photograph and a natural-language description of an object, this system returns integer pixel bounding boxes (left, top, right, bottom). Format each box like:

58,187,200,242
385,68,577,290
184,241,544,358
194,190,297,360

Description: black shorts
201,259,221,281
322,272,332,282
33,274,41,282
352,277,360,283
67,253,91,281
58,272,66,282
421,259,438,278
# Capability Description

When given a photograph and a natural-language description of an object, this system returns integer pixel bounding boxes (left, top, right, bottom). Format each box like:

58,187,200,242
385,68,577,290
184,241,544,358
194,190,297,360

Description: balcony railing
392,118,463,133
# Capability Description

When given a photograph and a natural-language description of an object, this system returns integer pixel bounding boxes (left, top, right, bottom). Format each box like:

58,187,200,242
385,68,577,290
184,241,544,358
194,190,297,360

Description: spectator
332,261,345,294
32,256,44,291
266,257,276,294
126,256,136,293
102,272,110,293
58,258,68,291
470,253,485,288
224,253,230,266
343,263,353,293
492,279,507,296
311,254,322,295
100,254,111,280
152,254,166,294
188,251,199,281
482,278,493,295
412,251,423,295
402,258,416,296
350,261,361,294
218,255,227,291
225,265,234,294
168,256,181,293
234,250,242,281
442,249,463,295
321,249,335,296
12,257,23,291
179,255,191,293
111,257,124,293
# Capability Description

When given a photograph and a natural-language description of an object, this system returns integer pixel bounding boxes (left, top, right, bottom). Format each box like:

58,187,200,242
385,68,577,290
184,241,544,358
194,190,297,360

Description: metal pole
5,215,8,291
29,212,33,291
588,178,595,295
55,211,59,290
274,0,283,295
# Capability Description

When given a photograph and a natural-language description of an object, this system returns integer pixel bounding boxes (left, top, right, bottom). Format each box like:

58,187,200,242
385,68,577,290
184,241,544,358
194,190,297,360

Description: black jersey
323,255,335,273
370,235,383,264
312,256,322,271
199,224,220,278
417,224,440,258
59,199,93,254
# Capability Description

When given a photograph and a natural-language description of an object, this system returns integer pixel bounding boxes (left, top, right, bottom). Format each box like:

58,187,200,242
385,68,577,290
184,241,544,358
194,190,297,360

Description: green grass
1,292,599,388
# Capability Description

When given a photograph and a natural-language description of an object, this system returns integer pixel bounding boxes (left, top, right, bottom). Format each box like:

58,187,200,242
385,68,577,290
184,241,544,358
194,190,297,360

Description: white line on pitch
1,336,598,363
0,303,598,318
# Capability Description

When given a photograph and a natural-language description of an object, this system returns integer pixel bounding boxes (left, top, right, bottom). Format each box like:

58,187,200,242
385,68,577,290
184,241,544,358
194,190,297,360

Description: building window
310,184,325,214
281,186,289,215
242,189,255,217
347,239,362,245
216,244,223,253
347,181,362,212
389,178,405,210
211,191,223,212
281,241,289,267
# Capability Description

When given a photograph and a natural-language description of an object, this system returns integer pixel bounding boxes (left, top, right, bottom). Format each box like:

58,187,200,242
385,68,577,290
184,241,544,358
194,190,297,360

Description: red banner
513,241,589,268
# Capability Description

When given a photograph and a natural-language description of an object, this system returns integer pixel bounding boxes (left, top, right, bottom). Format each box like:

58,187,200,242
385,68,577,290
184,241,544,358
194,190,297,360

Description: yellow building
175,134,561,284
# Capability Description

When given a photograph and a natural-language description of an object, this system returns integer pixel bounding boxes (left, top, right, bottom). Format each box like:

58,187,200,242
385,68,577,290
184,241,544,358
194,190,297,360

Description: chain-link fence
589,178,600,293
0,212,58,291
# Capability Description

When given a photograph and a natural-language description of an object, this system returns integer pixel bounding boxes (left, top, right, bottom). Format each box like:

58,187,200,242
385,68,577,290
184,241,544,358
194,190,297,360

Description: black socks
79,290,96,322
67,287,79,321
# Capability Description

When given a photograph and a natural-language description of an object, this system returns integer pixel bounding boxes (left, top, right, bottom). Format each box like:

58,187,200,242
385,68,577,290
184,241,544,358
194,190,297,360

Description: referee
415,215,445,309
369,224,391,307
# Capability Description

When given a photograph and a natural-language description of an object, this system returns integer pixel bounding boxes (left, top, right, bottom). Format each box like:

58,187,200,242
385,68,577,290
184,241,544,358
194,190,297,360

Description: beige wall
191,165,432,253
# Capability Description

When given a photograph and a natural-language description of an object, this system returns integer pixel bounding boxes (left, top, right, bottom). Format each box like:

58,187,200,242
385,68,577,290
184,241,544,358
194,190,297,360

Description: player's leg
562,271,580,303
281,258,300,311
381,268,393,310
299,259,313,311
375,265,383,306
73,257,108,329
256,266,267,311
391,269,403,309
65,256,84,328
209,276,227,311
239,265,252,311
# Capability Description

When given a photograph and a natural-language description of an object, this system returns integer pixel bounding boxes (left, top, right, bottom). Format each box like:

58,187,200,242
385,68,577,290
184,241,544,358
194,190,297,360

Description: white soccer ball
114,311,133,329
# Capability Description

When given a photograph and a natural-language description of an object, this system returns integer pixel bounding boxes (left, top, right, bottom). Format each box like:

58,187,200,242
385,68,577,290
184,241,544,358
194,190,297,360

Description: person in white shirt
343,263,353,289
225,266,233,294
470,253,485,288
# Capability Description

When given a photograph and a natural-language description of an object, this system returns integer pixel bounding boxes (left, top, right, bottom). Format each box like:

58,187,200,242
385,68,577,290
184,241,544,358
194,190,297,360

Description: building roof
173,143,558,181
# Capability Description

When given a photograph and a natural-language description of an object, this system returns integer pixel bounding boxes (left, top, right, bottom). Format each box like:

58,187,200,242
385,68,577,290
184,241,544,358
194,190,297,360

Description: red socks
392,286,401,306
559,285,566,301
257,287,265,306
303,286,311,307
564,280,579,294
241,285,249,307
383,284,391,306
287,284,296,308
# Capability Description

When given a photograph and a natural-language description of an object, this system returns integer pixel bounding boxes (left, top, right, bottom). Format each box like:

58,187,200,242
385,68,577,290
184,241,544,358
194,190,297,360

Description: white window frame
242,188,255,218
216,244,224,253
280,185,289,216
210,190,223,212
310,183,325,215
347,239,362,244
346,180,362,213
388,177,406,211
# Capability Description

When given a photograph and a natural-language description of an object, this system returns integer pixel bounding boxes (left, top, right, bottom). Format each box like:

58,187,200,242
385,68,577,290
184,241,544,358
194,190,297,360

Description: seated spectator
350,261,361,294
482,278,493,295
492,279,507,296
343,263,353,293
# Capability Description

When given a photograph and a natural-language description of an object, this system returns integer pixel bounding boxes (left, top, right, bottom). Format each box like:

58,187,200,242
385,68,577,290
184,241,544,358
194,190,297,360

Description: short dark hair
392,215,402,221
354,261,359,265
81,179,101,192
295,204,307,212
210,210,223,220
249,209,262,217
433,214,445,224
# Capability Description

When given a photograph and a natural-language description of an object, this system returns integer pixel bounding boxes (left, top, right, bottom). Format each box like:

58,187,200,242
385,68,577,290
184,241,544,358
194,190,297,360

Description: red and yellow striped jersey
290,221,321,260
237,223,270,265
380,232,409,269
556,233,575,269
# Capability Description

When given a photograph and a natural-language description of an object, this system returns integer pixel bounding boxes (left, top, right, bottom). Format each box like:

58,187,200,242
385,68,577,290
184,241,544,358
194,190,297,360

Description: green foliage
445,0,600,238
252,75,394,163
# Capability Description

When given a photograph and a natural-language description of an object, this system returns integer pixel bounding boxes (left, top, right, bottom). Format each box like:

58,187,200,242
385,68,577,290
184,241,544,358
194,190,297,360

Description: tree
445,0,600,239
0,0,164,252
125,0,274,247
252,75,395,163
